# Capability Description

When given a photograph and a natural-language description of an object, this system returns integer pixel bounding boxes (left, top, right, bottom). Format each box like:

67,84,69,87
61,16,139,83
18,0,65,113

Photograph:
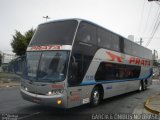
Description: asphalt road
0,80,160,120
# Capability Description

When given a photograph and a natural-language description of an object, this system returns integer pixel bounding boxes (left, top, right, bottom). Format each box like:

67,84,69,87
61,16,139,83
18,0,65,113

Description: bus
20,19,153,108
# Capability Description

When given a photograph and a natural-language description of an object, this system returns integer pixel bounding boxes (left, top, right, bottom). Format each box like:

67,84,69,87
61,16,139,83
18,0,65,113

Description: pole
43,16,50,22
140,38,143,45
135,38,143,46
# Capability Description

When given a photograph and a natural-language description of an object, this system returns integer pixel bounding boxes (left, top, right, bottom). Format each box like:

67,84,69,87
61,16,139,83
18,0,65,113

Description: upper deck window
97,28,120,52
29,20,78,46
75,21,97,45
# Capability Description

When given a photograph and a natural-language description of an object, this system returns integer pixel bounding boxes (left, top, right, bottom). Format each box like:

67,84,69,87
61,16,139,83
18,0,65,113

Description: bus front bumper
20,88,67,108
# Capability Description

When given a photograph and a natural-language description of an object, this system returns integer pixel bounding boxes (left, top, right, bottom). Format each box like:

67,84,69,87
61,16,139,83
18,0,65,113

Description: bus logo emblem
106,52,123,63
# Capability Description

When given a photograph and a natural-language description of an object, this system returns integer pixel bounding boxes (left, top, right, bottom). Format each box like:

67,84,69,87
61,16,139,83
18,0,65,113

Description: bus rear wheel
90,87,101,107
139,80,147,91
142,80,147,90
139,82,143,91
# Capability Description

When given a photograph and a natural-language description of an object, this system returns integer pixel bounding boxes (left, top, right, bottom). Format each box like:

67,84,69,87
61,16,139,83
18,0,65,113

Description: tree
0,54,2,66
11,28,35,56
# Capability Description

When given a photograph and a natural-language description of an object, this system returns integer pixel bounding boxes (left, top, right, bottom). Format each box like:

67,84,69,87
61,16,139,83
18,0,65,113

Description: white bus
20,19,153,108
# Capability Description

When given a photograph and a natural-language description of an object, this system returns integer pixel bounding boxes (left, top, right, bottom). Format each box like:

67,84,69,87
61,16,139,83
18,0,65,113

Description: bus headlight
25,87,28,91
47,89,64,96
48,91,52,95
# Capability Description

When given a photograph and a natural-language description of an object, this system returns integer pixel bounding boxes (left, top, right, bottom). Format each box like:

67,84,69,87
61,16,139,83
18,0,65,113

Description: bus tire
139,81,143,92
140,80,147,91
90,86,101,107
143,80,147,90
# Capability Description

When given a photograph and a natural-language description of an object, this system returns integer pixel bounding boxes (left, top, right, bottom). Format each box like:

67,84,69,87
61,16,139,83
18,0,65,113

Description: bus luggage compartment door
67,86,82,108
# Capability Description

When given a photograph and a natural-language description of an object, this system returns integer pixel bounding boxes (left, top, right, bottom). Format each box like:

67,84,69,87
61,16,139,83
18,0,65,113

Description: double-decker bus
20,19,153,108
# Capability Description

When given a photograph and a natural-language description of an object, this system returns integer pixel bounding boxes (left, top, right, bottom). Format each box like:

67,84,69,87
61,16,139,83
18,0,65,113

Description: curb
144,93,160,115
0,84,20,88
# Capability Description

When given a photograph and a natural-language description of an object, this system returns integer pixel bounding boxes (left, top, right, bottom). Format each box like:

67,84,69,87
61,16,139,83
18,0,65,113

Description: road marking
18,112,41,120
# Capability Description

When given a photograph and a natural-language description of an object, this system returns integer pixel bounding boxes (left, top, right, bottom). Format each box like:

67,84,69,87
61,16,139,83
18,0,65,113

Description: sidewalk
0,82,20,88
144,93,160,115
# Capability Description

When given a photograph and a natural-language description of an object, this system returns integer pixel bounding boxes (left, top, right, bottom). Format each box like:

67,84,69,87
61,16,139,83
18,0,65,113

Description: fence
5,55,26,74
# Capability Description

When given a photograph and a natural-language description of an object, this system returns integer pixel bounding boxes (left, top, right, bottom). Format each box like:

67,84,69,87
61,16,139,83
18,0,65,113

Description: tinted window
68,54,92,86
142,47,152,59
119,37,124,53
132,44,138,56
37,51,69,82
143,48,147,59
139,47,144,57
73,22,97,56
111,34,120,51
124,39,132,55
23,52,41,80
95,62,141,81
98,28,120,51
98,28,112,49
29,20,78,46
23,51,69,82
76,22,97,45
124,40,152,59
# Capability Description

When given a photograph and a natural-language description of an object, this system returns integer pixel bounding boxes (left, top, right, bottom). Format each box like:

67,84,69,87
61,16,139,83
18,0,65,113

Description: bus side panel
102,79,140,99
126,80,140,92
102,82,127,99
81,85,94,105
67,86,82,108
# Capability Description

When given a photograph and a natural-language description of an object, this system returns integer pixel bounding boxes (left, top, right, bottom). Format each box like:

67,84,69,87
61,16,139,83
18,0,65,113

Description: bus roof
39,18,152,53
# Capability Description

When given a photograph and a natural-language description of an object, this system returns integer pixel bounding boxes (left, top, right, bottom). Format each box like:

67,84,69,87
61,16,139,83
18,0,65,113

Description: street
0,80,160,120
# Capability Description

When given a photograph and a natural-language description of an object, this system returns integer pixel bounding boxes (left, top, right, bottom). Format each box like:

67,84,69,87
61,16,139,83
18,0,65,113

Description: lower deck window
95,62,141,81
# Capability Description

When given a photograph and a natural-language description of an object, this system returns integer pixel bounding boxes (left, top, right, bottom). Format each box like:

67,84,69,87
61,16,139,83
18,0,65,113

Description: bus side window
111,34,120,52
76,22,96,45
68,54,92,86
95,62,141,81
68,54,83,86
124,39,132,55
97,28,112,50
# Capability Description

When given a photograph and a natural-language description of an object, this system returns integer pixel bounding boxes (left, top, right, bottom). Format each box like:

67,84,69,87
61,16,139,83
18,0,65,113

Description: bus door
67,55,84,108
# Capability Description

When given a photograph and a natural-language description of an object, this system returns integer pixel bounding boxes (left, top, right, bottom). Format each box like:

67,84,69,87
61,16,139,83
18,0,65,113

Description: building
0,51,16,64
128,35,134,42
0,51,17,72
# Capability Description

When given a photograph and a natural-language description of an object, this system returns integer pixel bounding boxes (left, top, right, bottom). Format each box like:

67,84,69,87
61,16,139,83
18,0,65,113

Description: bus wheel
142,80,147,90
139,81,143,91
90,87,100,107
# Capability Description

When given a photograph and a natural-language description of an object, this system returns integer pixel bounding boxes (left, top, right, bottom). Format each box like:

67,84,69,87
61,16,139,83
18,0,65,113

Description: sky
0,0,160,55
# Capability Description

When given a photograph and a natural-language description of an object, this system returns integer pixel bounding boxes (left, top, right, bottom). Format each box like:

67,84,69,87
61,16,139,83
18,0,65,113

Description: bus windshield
23,51,69,82
29,20,78,46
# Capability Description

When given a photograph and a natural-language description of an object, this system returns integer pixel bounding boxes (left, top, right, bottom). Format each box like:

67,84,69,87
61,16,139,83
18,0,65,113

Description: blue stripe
80,74,152,86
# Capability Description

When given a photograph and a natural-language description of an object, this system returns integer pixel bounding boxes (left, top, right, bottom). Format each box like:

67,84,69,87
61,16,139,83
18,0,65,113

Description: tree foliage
0,54,2,66
153,60,159,66
11,28,35,56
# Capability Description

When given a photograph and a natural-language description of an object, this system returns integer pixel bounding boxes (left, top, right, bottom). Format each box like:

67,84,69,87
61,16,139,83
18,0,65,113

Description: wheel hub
93,91,99,104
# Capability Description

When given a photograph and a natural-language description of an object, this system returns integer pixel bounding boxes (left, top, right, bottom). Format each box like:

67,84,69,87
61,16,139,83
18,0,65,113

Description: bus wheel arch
90,84,104,107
